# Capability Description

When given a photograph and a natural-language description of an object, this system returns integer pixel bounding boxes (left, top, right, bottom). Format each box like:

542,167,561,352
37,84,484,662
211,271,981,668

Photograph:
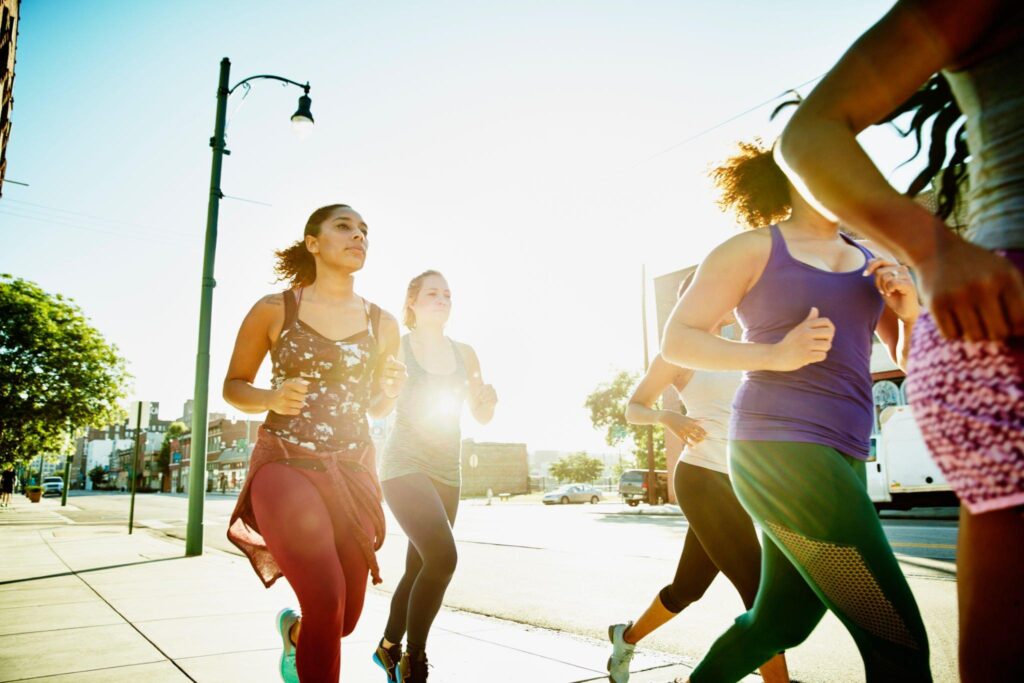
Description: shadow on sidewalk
0,554,186,586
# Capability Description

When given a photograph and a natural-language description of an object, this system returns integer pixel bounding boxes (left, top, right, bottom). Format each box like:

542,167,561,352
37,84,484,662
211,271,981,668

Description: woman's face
305,206,368,272
410,274,452,328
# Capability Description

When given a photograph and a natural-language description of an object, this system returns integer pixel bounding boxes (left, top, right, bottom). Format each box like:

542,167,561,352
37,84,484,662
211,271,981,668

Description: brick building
460,439,529,496
0,0,19,197
173,417,259,494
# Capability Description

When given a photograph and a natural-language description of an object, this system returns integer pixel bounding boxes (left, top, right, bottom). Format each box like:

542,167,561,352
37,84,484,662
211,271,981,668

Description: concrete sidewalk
0,496,706,683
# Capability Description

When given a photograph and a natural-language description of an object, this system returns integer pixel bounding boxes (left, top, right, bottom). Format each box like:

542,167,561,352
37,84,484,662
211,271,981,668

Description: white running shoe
607,622,636,683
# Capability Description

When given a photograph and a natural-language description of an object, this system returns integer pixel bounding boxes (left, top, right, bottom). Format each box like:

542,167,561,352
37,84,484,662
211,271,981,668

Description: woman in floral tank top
224,204,408,683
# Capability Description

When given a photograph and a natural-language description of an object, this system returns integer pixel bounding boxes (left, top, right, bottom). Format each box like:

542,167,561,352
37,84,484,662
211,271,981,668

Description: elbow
624,403,642,426
778,116,814,178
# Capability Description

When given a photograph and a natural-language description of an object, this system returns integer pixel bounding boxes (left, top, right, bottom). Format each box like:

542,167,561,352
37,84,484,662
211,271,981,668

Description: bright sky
2,0,923,453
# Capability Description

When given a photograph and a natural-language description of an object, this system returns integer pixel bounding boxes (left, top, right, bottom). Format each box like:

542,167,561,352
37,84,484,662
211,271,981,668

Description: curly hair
273,204,352,287
403,270,445,329
709,138,791,229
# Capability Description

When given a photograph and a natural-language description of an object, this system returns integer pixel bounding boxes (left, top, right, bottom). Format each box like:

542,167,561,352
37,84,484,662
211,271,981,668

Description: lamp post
185,57,314,557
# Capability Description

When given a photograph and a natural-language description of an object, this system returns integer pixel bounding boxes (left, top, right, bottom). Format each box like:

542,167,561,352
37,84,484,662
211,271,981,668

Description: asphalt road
59,491,960,682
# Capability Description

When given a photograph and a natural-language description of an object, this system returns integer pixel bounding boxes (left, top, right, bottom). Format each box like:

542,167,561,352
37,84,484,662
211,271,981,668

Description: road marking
890,542,955,550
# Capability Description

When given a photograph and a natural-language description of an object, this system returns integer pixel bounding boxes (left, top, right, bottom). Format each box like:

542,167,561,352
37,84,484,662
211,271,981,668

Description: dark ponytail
273,204,352,287
709,138,791,229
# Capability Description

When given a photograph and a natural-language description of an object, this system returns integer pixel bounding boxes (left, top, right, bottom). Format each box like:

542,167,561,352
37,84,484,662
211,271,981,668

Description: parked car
42,476,64,497
618,468,669,507
542,484,603,505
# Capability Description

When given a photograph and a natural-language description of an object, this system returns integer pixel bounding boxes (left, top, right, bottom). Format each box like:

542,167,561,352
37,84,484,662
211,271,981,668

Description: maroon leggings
251,463,372,682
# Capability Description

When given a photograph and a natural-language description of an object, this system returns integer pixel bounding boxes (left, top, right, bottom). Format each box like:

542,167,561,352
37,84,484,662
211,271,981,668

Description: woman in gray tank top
778,3,1024,680
373,270,498,683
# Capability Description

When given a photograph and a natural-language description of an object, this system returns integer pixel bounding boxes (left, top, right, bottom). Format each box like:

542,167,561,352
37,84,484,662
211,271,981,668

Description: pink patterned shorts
905,251,1024,514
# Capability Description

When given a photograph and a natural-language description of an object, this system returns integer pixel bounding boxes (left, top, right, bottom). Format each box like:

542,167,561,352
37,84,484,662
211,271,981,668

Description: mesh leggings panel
767,520,919,650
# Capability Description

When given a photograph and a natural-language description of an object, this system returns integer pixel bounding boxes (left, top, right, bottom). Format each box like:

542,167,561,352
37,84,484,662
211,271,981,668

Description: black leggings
382,473,460,653
659,462,762,614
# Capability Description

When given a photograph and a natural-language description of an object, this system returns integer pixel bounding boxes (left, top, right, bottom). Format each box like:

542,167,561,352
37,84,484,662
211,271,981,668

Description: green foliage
158,421,188,470
0,275,130,466
548,451,604,484
88,465,107,487
585,370,665,470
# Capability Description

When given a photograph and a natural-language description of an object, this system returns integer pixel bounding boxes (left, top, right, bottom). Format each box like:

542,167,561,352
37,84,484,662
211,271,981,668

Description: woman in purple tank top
662,141,931,682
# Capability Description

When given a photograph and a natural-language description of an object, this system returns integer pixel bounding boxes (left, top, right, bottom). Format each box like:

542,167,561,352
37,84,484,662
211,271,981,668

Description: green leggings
690,441,932,682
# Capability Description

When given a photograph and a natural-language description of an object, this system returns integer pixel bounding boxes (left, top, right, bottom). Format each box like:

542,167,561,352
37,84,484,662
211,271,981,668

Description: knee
423,543,458,579
660,581,706,614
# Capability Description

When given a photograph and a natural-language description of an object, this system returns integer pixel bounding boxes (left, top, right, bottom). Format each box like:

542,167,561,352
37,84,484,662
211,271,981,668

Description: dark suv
618,469,669,506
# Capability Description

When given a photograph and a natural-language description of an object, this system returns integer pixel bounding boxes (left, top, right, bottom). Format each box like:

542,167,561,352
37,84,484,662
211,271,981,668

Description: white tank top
677,369,742,474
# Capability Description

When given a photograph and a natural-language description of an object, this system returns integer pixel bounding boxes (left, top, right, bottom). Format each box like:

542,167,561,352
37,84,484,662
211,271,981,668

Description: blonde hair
404,270,444,329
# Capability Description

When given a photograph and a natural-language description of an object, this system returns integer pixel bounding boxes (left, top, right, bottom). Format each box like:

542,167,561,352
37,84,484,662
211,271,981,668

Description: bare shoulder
703,229,771,270
453,340,480,364
247,292,286,323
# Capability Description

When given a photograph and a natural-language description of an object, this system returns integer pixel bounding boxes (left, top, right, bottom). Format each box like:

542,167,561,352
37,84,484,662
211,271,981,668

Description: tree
88,465,107,489
0,275,129,466
158,421,188,479
585,370,665,470
548,451,604,484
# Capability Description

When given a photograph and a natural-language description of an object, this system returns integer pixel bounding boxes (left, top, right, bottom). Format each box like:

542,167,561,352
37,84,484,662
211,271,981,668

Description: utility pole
61,426,73,507
641,265,657,505
128,401,144,534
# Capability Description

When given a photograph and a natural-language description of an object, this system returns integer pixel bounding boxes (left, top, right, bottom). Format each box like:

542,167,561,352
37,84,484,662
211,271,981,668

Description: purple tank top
729,225,884,459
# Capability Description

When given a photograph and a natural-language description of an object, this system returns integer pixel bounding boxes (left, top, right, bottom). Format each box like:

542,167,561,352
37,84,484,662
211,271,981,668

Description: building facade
0,0,18,197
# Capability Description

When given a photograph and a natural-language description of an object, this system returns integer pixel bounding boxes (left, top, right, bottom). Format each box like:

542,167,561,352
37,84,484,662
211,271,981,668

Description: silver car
42,476,64,497
542,483,603,505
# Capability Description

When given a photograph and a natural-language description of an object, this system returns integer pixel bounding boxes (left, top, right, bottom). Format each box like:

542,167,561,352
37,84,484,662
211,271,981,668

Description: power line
3,198,195,238
627,73,824,171
0,209,196,249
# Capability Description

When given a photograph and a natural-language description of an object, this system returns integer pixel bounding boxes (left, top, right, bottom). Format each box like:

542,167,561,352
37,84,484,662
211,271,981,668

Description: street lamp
185,57,314,557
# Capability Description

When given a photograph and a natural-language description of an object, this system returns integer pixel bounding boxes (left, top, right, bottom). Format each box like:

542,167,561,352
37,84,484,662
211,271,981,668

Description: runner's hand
864,258,919,323
473,384,498,409
660,413,707,448
771,307,835,371
913,235,1024,342
267,378,309,415
381,355,408,397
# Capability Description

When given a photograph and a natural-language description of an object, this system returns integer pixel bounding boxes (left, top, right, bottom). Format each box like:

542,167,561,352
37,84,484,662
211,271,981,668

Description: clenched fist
770,307,835,371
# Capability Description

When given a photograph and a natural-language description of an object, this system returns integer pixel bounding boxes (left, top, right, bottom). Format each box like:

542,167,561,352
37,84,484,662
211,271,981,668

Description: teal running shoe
373,638,402,682
276,608,300,683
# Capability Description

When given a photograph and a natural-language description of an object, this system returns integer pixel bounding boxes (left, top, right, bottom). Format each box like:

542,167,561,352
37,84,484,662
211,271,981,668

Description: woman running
373,270,498,683
662,139,930,682
224,204,407,683
777,2,1024,679
606,274,788,683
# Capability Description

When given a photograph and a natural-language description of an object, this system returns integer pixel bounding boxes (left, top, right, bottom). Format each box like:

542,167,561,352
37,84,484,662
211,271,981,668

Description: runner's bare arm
461,343,497,424
223,294,284,413
368,310,404,419
662,233,779,371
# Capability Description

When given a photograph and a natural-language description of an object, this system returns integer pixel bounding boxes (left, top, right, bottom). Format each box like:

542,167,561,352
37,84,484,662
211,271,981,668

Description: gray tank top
944,22,1024,250
379,336,469,487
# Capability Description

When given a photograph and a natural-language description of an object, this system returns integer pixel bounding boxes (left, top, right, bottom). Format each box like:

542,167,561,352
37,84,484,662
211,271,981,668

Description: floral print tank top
263,288,381,452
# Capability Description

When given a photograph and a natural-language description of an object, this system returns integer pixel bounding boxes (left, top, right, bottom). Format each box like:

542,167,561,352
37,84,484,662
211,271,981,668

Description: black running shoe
372,639,402,682
400,650,430,682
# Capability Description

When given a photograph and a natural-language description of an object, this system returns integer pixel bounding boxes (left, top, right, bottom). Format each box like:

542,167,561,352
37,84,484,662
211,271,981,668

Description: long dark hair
877,74,968,228
273,204,352,287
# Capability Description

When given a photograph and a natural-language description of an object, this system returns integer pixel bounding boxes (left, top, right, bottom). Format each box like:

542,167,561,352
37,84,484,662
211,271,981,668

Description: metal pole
61,426,74,506
186,57,231,557
128,401,143,534
641,265,656,505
